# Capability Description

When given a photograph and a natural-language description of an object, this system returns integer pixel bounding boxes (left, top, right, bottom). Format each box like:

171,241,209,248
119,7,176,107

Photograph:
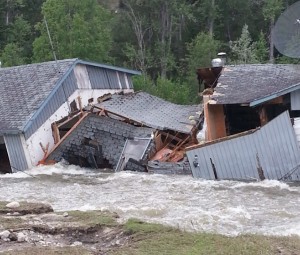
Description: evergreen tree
254,31,268,63
230,24,258,64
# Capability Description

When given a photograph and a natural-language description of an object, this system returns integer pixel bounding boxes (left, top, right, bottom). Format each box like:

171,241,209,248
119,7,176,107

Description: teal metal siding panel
4,135,28,171
187,111,300,181
87,66,133,89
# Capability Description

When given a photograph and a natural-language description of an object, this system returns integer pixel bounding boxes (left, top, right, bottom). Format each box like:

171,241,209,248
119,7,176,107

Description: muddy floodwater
0,163,299,237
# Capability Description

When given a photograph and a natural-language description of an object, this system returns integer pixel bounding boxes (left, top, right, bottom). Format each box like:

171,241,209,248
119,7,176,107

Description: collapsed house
188,64,300,181
45,92,203,174
0,59,140,173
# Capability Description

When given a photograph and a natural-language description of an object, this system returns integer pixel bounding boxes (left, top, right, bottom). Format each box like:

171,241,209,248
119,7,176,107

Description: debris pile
45,92,203,174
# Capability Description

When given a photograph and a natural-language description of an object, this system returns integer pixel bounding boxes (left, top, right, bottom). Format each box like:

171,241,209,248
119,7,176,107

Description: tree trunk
208,0,215,37
269,20,275,63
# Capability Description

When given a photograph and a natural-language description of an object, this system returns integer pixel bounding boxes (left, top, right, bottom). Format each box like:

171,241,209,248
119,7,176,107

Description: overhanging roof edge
22,60,78,133
77,59,141,75
250,82,300,107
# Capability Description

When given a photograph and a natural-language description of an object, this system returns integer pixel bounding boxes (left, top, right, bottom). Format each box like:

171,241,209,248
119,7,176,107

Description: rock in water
6,201,20,209
0,230,11,240
17,232,26,242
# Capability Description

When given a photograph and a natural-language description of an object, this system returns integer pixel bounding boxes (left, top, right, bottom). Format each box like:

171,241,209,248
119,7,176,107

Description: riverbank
0,201,299,255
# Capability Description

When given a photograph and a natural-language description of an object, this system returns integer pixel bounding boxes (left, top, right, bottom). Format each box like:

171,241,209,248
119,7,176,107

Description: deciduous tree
33,0,113,62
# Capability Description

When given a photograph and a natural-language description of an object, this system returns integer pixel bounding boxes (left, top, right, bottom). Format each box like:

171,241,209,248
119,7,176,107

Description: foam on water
0,163,299,237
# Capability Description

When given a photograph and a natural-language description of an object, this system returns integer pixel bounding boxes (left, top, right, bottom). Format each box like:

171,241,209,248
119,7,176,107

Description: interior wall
205,102,227,141
225,105,260,135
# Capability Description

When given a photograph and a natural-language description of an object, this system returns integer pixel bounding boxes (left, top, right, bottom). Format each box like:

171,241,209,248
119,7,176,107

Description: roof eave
22,60,78,134
250,82,300,107
0,129,23,136
77,59,141,75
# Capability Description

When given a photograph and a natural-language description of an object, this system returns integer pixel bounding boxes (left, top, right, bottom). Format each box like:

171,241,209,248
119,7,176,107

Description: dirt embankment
0,201,129,254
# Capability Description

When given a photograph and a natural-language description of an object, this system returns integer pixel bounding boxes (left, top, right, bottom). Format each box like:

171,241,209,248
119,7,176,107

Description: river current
0,163,299,237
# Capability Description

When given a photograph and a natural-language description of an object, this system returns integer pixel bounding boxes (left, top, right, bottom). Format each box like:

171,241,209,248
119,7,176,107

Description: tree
186,32,220,100
230,24,258,64
32,0,113,62
262,0,283,63
1,43,26,66
119,0,195,79
254,31,268,63
0,15,31,66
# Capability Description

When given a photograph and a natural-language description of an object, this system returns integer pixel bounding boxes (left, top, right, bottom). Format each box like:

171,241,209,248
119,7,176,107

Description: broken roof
212,64,300,106
96,92,202,134
0,59,140,135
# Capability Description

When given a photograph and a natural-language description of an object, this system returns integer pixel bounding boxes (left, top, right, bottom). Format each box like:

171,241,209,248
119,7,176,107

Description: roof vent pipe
211,52,227,67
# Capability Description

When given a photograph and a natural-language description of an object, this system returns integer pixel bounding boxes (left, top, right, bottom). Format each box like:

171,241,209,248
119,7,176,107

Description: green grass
111,219,300,255
63,210,118,227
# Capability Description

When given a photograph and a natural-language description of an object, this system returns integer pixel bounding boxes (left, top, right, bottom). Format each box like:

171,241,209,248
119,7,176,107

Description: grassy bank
0,201,299,255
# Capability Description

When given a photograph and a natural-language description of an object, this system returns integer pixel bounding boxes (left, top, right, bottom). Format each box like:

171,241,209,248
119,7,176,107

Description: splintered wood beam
160,131,182,142
164,135,191,162
51,122,60,144
77,96,83,114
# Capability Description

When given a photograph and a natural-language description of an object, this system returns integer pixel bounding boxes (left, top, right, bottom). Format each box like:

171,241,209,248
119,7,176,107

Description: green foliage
186,32,220,70
1,43,26,67
254,31,268,63
133,75,191,105
230,24,258,64
185,32,219,98
33,0,113,62
262,0,283,22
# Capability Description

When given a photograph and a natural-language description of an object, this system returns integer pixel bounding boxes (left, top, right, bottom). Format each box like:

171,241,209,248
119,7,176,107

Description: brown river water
0,163,299,237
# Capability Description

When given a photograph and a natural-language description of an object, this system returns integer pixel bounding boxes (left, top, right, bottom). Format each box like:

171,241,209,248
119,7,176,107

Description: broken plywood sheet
186,111,300,181
94,92,202,134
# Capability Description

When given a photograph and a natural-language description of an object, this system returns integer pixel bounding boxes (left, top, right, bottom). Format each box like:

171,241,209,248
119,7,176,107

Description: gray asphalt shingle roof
96,92,202,134
212,64,300,105
0,59,77,133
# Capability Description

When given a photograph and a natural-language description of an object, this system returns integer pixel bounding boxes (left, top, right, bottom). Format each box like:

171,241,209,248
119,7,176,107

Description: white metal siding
291,90,300,110
187,111,300,181
293,117,300,147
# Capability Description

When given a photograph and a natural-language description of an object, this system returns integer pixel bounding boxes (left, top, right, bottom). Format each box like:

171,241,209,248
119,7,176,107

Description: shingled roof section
0,59,77,133
96,92,202,134
212,64,300,105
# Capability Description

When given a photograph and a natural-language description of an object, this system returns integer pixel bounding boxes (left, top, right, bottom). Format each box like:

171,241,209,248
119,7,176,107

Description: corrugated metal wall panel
62,70,77,97
4,135,28,171
24,72,77,139
293,117,300,146
127,74,134,89
87,66,110,89
87,66,134,89
291,90,300,110
119,73,127,89
187,111,300,181
106,70,120,89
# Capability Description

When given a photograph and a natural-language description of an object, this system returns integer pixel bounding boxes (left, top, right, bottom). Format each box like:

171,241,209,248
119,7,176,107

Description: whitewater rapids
0,163,299,237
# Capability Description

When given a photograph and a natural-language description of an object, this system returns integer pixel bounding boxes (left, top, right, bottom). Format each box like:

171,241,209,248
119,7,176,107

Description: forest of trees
0,0,299,104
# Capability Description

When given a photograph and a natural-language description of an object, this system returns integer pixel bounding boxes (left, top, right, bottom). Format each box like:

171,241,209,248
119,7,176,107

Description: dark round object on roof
273,1,300,58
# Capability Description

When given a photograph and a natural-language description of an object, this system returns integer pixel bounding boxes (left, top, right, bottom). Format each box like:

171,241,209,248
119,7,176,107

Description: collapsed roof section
92,91,202,134
45,92,203,172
